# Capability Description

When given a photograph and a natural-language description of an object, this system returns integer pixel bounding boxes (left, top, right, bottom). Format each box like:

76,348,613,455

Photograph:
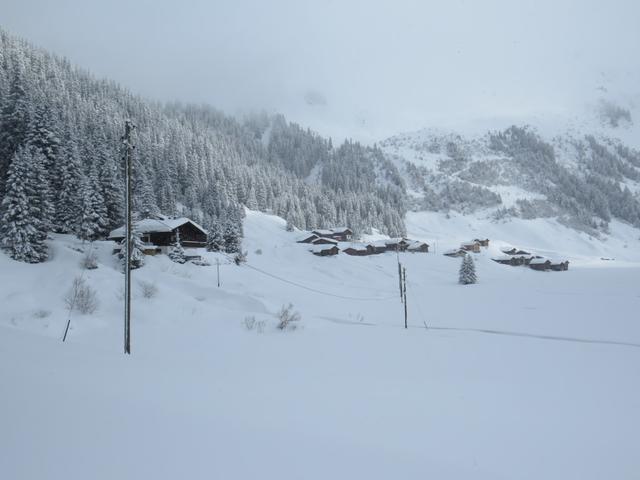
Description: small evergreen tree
458,254,477,285
168,229,186,264
117,229,145,271
223,215,241,254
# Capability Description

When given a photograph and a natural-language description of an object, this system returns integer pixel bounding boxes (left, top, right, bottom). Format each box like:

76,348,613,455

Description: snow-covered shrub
32,309,51,319
64,276,99,314
458,255,477,285
234,251,248,265
243,316,256,330
139,280,158,299
276,303,301,331
254,249,262,255
81,249,98,270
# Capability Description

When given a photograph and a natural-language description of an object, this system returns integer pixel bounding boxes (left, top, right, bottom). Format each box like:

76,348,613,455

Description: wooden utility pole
123,120,135,355
216,258,221,287
402,266,408,329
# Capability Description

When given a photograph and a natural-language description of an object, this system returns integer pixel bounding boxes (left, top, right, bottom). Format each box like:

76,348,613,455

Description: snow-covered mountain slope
2,211,639,479
380,118,640,243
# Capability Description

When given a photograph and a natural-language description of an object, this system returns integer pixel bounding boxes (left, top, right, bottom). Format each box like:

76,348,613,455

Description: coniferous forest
0,29,407,262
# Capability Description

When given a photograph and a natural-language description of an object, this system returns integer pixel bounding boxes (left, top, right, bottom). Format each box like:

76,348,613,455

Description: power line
239,261,398,301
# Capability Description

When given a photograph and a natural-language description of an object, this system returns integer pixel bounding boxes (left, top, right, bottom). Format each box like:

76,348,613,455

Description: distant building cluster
298,228,429,257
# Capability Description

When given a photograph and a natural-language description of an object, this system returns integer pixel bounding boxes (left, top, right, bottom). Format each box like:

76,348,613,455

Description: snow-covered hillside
380,117,640,246
2,210,640,479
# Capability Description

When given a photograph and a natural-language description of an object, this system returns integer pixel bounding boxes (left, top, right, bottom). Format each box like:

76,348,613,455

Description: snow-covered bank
1,210,640,479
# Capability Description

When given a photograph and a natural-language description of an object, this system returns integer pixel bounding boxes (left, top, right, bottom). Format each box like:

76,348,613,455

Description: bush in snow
64,276,99,315
243,316,256,330
139,280,158,299
458,254,477,285
276,303,301,331
168,229,186,264
81,248,98,270
234,250,247,265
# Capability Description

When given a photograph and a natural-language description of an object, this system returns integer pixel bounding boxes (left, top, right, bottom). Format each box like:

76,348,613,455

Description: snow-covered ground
2,210,640,479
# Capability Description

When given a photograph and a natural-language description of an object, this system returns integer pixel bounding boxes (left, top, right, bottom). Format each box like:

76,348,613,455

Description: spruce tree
0,146,48,262
78,172,108,242
223,215,241,253
168,229,186,264
458,254,477,285
54,142,83,234
206,219,225,252
118,229,145,271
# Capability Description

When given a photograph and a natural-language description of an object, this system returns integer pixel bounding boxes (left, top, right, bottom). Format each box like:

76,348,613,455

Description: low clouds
3,0,639,140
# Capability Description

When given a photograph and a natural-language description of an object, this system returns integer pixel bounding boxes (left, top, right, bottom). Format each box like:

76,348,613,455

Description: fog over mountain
3,0,639,141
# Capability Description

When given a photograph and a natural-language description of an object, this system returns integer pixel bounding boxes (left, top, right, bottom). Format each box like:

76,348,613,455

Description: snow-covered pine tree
0,73,30,199
77,171,108,242
223,214,241,254
54,141,83,234
458,254,477,285
168,229,186,264
118,228,145,271
0,145,49,262
206,219,225,252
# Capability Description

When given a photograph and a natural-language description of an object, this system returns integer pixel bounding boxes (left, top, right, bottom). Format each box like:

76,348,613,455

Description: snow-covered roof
407,241,428,250
108,217,207,239
297,233,318,241
312,229,334,236
461,241,479,247
529,257,550,265
309,245,338,253
501,247,515,253
331,227,352,234
311,237,338,245
444,248,465,254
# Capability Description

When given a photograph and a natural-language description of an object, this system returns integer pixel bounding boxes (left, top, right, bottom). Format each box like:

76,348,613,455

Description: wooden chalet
493,254,535,266
368,241,388,254
330,227,353,242
474,238,490,247
108,216,208,253
311,237,339,246
343,244,374,256
550,260,569,271
385,238,410,252
501,247,531,256
311,227,353,242
310,245,339,257
528,258,552,271
444,248,467,257
407,241,429,253
461,241,481,253
297,233,319,244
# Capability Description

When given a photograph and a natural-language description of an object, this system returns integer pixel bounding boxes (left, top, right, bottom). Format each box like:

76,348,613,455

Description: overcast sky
3,0,639,141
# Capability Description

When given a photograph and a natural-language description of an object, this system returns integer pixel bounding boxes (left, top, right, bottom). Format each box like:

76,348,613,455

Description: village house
550,260,570,271
343,244,374,256
444,248,467,257
385,238,411,252
311,237,339,246
528,258,552,271
310,245,339,257
461,241,481,253
407,241,430,253
108,216,208,254
501,247,531,256
474,238,490,247
297,233,319,244
311,227,353,242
